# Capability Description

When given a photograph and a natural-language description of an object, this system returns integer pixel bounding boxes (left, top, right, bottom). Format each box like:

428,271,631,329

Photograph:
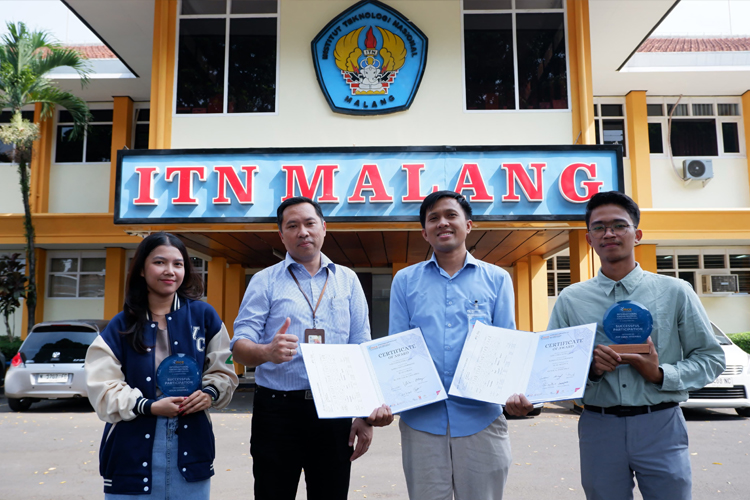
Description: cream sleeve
202,323,240,409
85,336,142,424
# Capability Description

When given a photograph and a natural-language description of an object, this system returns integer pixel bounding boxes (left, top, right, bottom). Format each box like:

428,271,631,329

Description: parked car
4,320,108,412
680,322,750,417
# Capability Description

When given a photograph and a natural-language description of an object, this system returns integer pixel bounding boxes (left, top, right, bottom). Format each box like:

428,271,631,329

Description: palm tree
0,22,91,334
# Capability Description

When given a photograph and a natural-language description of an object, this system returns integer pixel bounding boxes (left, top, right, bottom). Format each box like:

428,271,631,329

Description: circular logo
603,300,653,345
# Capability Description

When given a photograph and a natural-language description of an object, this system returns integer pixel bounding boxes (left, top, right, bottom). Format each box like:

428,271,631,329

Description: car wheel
528,406,543,417
8,397,33,412
736,407,750,418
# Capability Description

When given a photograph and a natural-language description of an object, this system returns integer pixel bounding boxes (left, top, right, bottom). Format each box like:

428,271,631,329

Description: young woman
86,232,238,498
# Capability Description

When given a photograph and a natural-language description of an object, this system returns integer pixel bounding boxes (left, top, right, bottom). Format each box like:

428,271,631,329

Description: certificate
300,328,447,418
449,322,597,405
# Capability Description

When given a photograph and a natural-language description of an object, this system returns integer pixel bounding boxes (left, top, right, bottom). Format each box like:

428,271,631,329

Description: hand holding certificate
449,322,597,405
300,328,446,418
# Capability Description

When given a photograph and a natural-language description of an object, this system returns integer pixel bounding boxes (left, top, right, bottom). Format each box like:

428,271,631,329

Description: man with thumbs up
232,196,393,500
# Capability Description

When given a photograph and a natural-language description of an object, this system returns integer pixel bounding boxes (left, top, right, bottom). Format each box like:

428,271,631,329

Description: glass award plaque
602,300,652,354
156,353,202,397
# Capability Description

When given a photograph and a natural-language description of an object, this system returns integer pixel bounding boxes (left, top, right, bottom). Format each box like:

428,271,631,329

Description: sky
0,0,749,46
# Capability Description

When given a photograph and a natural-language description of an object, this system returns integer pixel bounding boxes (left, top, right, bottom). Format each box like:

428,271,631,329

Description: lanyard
288,266,329,328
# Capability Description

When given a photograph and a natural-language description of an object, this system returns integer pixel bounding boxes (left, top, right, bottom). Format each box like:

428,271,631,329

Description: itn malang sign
115,145,623,224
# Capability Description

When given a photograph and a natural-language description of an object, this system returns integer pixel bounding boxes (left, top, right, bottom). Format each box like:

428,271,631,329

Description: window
0,110,35,162
176,0,278,114
593,101,627,157
463,0,568,111
656,249,750,294
55,110,113,163
191,256,209,298
48,253,106,298
134,108,150,149
647,98,744,157
547,255,570,297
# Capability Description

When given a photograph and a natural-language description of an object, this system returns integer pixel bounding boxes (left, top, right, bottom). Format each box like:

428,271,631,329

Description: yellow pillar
626,91,652,207
21,248,46,338
103,247,127,320
110,97,134,213
528,256,548,332
513,259,530,331
569,229,593,284
742,90,750,194
150,0,177,149
567,0,595,145
224,264,246,375
30,102,54,213
207,257,227,322
635,244,657,273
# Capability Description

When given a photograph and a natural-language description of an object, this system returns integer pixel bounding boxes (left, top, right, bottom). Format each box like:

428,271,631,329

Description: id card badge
467,301,490,336
305,329,326,344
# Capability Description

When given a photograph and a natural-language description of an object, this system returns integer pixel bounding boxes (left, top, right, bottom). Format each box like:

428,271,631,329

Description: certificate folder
449,322,597,405
300,328,447,418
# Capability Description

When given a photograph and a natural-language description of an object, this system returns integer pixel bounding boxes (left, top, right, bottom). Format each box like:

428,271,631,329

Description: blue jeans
105,416,211,499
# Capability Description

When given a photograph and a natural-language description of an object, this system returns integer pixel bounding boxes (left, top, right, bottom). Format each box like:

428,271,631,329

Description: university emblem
311,0,428,115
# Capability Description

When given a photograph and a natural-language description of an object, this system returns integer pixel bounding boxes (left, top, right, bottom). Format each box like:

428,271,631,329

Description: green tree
0,253,28,340
0,22,91,334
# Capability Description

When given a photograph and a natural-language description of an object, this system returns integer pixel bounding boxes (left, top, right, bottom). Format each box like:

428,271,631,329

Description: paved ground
1,388,748,499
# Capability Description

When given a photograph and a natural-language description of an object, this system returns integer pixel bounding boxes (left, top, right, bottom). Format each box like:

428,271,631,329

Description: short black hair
419,190,472,228
276,196,325,229
585,191,640,228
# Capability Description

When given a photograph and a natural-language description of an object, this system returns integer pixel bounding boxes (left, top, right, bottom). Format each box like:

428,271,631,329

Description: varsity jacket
85,296,238,495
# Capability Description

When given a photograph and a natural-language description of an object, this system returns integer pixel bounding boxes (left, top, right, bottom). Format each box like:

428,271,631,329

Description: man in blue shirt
548,191,724,500
231,197,392,500
389,191,533,500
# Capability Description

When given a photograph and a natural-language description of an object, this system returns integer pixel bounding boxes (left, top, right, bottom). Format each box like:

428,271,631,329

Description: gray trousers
399,416,511,500
579,406,692,500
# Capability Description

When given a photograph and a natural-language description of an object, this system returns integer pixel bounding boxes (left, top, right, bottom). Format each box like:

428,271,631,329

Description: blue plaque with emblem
602,300,652,354
311,0,428,115
156,353,202,397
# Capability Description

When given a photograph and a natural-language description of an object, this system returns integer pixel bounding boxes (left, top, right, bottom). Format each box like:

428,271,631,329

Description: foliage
0,253,27,340
728,332,750,355
0,22,91,335
0,336,23,362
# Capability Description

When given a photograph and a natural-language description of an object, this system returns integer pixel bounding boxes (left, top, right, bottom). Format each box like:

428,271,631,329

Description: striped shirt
231,252,370,391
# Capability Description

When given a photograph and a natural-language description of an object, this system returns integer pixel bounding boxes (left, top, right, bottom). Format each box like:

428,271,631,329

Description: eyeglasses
588,223,635,237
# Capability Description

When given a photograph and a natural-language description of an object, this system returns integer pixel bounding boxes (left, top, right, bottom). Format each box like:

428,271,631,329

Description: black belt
584,402,678,417
256,386,314,400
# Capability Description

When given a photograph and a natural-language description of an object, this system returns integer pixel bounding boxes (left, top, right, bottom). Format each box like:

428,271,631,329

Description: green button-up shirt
548,264,725,407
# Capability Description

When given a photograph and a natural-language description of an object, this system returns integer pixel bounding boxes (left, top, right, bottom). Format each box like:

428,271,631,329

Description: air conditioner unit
683,159,713,186
700,274,739,295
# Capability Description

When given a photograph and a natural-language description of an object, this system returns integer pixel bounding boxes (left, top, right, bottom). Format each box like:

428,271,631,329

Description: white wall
700,296,750,335
48,163,110,213
650,158,750,209
43,298,104,322
171,0,573,149
0,165,23,213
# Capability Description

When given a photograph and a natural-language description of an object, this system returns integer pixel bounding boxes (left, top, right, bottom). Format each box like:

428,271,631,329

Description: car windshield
20,330,98,363
711,324,733,346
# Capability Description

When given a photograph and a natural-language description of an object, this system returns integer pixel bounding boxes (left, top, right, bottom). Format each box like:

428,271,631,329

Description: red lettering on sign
559,163,603,203
454,163,493,202
401,164,438,202
213,165,258,204
347,164,394,203
133,166,160,205
165,166,207,205
501,163,546,202
281,165,339,203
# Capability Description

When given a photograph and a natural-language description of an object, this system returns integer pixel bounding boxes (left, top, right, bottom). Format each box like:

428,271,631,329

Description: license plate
707,376,733,388
37,373,69,384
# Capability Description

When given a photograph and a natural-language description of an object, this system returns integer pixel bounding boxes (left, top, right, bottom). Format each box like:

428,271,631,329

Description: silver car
4,320,108,412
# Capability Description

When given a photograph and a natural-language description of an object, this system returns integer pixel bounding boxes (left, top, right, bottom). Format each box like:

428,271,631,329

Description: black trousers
250,386,354,500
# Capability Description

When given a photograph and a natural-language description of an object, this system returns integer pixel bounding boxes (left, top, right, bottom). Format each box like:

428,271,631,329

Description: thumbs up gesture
266,317,299,364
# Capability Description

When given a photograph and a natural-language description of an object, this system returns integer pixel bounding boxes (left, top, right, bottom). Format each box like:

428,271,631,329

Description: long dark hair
121,232,203,353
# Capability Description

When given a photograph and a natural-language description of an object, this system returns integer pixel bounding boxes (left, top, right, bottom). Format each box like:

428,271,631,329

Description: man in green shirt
548,191,725,500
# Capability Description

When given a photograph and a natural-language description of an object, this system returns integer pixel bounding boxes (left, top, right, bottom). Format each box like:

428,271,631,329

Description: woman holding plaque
85,232,238,498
